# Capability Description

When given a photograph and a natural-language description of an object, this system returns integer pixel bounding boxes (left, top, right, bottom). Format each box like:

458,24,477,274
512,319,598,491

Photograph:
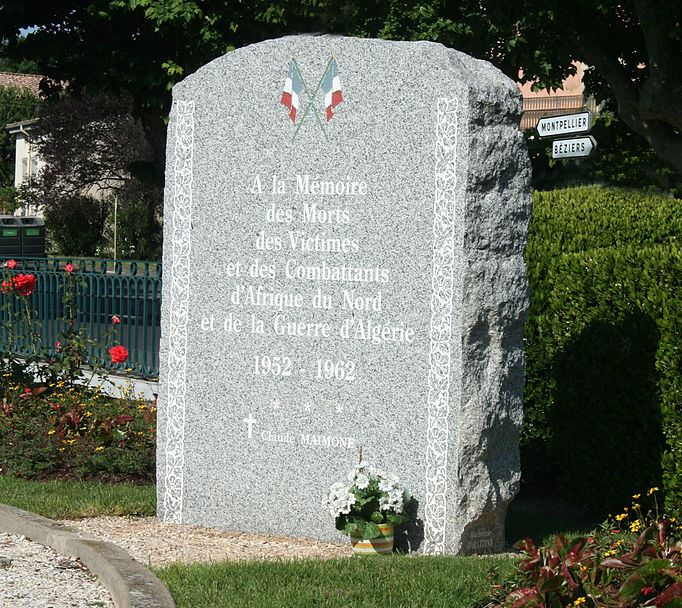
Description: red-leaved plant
488,490,682,607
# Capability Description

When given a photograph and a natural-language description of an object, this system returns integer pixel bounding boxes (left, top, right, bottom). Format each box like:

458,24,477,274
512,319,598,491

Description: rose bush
0,261,148,481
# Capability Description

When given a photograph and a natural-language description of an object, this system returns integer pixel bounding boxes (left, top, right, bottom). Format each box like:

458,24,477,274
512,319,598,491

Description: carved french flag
280,61,303,122
321,59,343,122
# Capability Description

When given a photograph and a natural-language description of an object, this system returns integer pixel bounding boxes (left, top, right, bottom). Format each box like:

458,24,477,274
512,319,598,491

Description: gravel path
0,516,351,607
0,532,114,608
60,516,353,567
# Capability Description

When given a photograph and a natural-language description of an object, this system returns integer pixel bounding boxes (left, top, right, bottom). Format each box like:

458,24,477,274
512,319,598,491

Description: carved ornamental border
423,97,459,555
162,100,195,523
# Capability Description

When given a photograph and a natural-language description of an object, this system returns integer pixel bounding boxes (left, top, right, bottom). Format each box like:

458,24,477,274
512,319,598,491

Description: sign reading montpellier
537,110,592,138
158,36,531,555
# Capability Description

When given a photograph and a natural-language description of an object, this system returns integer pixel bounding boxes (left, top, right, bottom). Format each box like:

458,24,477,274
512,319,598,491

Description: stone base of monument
158,34,531,556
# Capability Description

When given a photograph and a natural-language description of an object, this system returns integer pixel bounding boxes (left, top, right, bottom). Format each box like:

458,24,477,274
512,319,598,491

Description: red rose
13,274,37,297
64,263,75,273
1,274,37,296
5,259,16,269
111,314,121,325
108,345,129,363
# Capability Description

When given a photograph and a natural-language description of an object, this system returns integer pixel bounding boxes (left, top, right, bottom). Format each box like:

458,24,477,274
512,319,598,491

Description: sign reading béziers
552,135,596,159
537,110,591,138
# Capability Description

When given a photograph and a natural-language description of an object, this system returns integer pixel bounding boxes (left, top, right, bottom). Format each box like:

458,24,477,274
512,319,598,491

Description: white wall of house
8,122,44,217
14,130,42,188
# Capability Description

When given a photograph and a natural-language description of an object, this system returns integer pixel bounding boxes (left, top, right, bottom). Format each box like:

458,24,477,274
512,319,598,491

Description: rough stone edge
0,503,176,608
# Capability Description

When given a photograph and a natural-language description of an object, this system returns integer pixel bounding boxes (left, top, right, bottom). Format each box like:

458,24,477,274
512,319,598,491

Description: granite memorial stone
158,35,532,555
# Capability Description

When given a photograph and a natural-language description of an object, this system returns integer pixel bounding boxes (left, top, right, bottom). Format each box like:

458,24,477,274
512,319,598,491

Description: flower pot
350,523,394,555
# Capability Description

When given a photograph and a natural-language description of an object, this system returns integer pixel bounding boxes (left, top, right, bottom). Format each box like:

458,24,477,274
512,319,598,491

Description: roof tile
0,71,43,95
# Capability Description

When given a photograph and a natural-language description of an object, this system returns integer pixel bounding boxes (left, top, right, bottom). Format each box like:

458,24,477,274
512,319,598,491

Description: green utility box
0,216,22,257
0,216,46,258
20,216,46,257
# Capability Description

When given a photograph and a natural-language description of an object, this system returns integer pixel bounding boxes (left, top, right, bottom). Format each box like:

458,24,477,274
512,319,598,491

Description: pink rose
111,314,121,325
64,263,75,273
5,259,16,269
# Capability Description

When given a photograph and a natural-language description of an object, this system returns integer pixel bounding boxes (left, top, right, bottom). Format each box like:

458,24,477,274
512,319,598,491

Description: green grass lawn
1,476,605,608
155,555,514,608
0,475,156,519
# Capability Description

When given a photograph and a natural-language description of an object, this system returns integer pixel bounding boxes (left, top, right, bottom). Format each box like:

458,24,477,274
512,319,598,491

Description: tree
0,38,39,74
0,85,39,211
23,93,162,259
0,1,679,175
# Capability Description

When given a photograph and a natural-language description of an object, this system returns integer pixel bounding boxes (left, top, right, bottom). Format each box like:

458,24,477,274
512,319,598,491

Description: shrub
44,194,109,257
524,187,682,517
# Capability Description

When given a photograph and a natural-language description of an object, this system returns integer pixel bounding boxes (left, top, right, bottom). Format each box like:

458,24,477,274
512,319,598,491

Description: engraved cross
243,415,258,439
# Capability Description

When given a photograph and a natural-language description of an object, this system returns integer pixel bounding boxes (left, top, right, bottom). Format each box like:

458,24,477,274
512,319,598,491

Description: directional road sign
552,136,597,159
537,110,592,138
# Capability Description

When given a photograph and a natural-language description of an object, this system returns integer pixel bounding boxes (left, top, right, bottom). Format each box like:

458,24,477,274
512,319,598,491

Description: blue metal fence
0,257,161,378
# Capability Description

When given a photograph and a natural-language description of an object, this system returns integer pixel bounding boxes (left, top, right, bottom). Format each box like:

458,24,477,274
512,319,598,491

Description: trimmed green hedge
524,186,681,516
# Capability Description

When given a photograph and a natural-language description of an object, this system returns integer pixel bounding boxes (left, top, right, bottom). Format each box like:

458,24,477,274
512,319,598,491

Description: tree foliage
0,1,679,174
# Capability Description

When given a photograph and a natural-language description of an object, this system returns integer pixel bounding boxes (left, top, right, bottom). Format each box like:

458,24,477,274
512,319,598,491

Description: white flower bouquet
327,460,411,540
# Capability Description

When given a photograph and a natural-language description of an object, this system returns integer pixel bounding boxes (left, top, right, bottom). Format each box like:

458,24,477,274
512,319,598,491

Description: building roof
6,118,39,133
0,71,43,95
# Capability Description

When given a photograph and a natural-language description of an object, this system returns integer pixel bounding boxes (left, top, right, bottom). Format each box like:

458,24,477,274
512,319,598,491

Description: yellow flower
579,564,588,572
630,520,641,533
604,550,616,557
47,429,55,436
59,447,65,452
94,446,104,452
615,513,628,522
573,597,587,607
632,503,640,509
66,439,77,445
632,494,641,500
648,487,659,496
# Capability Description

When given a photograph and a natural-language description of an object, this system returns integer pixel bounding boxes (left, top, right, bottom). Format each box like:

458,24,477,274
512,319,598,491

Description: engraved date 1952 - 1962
252,355,356,381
